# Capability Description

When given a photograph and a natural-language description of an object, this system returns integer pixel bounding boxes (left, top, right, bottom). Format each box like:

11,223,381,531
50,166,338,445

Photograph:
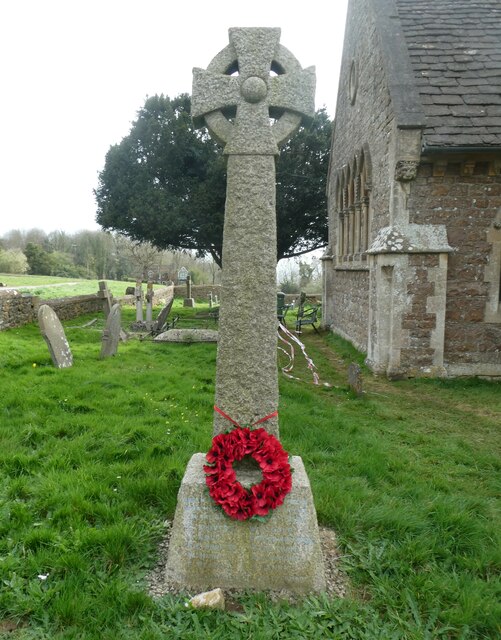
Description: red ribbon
214,405,278,428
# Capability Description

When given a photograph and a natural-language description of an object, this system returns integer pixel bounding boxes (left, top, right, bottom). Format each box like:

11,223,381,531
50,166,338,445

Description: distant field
0,274,162,300
0,274,83,287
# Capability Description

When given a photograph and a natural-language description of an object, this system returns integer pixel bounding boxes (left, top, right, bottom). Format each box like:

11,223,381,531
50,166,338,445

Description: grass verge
0,302,499,639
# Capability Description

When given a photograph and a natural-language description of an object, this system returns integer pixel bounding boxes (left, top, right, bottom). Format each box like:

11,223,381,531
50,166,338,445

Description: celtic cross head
192,28,316,155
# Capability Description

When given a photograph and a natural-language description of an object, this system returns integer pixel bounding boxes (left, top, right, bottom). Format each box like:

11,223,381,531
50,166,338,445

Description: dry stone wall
44,295,102,321
0,285,174,331
173,284,221,301
0,291,38,330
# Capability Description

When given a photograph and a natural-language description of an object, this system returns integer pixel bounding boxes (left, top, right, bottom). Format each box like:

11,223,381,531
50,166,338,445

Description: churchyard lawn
0,301,499,639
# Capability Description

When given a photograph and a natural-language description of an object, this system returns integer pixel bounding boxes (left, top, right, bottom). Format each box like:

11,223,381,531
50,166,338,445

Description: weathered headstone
153,296,175,334
183,274,195,308
98,280,113,318
38,304,73,368
100,303,122,359
208,291,213,308
135,280,143,322
145,281,154,329
348,362,364,396
165,28,324,594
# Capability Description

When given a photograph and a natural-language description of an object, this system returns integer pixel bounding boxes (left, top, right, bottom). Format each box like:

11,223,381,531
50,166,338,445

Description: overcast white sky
0,0,348,237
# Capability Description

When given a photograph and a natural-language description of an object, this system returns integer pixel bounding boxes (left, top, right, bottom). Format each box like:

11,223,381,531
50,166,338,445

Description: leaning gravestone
38,304,73,368
153,295,175,334
100,303,122,359
165,28,325,593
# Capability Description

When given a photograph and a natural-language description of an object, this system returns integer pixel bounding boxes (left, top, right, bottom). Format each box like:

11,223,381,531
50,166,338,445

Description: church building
323,0,501,377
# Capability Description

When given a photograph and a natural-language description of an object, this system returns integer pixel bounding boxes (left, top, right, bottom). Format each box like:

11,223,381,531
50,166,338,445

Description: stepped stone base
165,453,326,594
183,298,195,307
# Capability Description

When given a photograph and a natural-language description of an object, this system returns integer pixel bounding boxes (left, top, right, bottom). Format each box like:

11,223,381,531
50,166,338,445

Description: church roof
394,0,501,149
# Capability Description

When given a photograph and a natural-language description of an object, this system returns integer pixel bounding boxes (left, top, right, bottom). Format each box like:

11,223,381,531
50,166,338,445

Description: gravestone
183,274,195,308
348,362,364,396
153,296,175,334
165,28,325,594
98,280,113,318
208,291,213,308
38,304,73,368
135,280,143,322
177,266,188,283
145,281,154,329
100,303,122,359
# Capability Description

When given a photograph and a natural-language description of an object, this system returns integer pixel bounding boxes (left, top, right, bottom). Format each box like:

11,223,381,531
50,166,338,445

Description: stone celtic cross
192,28,315,437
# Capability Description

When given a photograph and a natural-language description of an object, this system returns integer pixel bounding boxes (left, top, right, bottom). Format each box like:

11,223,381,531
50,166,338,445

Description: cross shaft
192,28,316,437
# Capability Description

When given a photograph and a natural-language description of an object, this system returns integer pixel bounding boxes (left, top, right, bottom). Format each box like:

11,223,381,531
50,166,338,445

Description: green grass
0,303,500,639
0,274,162,300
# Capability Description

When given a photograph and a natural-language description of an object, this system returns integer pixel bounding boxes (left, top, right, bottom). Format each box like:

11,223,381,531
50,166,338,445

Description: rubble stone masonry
408,160,501,373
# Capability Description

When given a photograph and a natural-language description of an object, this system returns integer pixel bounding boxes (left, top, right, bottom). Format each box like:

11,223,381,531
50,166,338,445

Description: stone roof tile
394,0,501,148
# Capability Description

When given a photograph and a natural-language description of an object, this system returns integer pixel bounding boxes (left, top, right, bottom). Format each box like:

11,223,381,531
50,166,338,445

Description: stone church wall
327,0,395,236
325,0,396,348
408,160,501,374
326,269,369,351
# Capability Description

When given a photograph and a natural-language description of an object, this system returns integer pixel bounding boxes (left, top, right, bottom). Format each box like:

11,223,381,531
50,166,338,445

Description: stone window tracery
334,145,372,263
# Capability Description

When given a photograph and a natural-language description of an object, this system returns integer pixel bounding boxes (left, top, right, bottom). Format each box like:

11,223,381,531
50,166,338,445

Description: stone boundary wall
118,285,174,308
0,285,174,331
170,287,320,306
173,284,222,300
0,285,321,331
0,291,39,331
43,294,102,321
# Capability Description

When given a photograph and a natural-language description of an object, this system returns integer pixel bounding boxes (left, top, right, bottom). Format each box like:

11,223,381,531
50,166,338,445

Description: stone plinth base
165,454,326,593
183,298,195,307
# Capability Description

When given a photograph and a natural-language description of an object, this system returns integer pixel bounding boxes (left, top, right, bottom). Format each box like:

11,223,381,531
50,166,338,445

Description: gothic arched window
334,145,372,262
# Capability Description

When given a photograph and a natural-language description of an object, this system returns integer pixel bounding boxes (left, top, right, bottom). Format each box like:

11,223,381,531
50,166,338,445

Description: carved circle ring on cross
191,27,316,154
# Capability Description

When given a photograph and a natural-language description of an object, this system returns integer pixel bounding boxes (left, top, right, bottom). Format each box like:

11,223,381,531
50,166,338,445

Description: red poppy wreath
204,420,292,521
